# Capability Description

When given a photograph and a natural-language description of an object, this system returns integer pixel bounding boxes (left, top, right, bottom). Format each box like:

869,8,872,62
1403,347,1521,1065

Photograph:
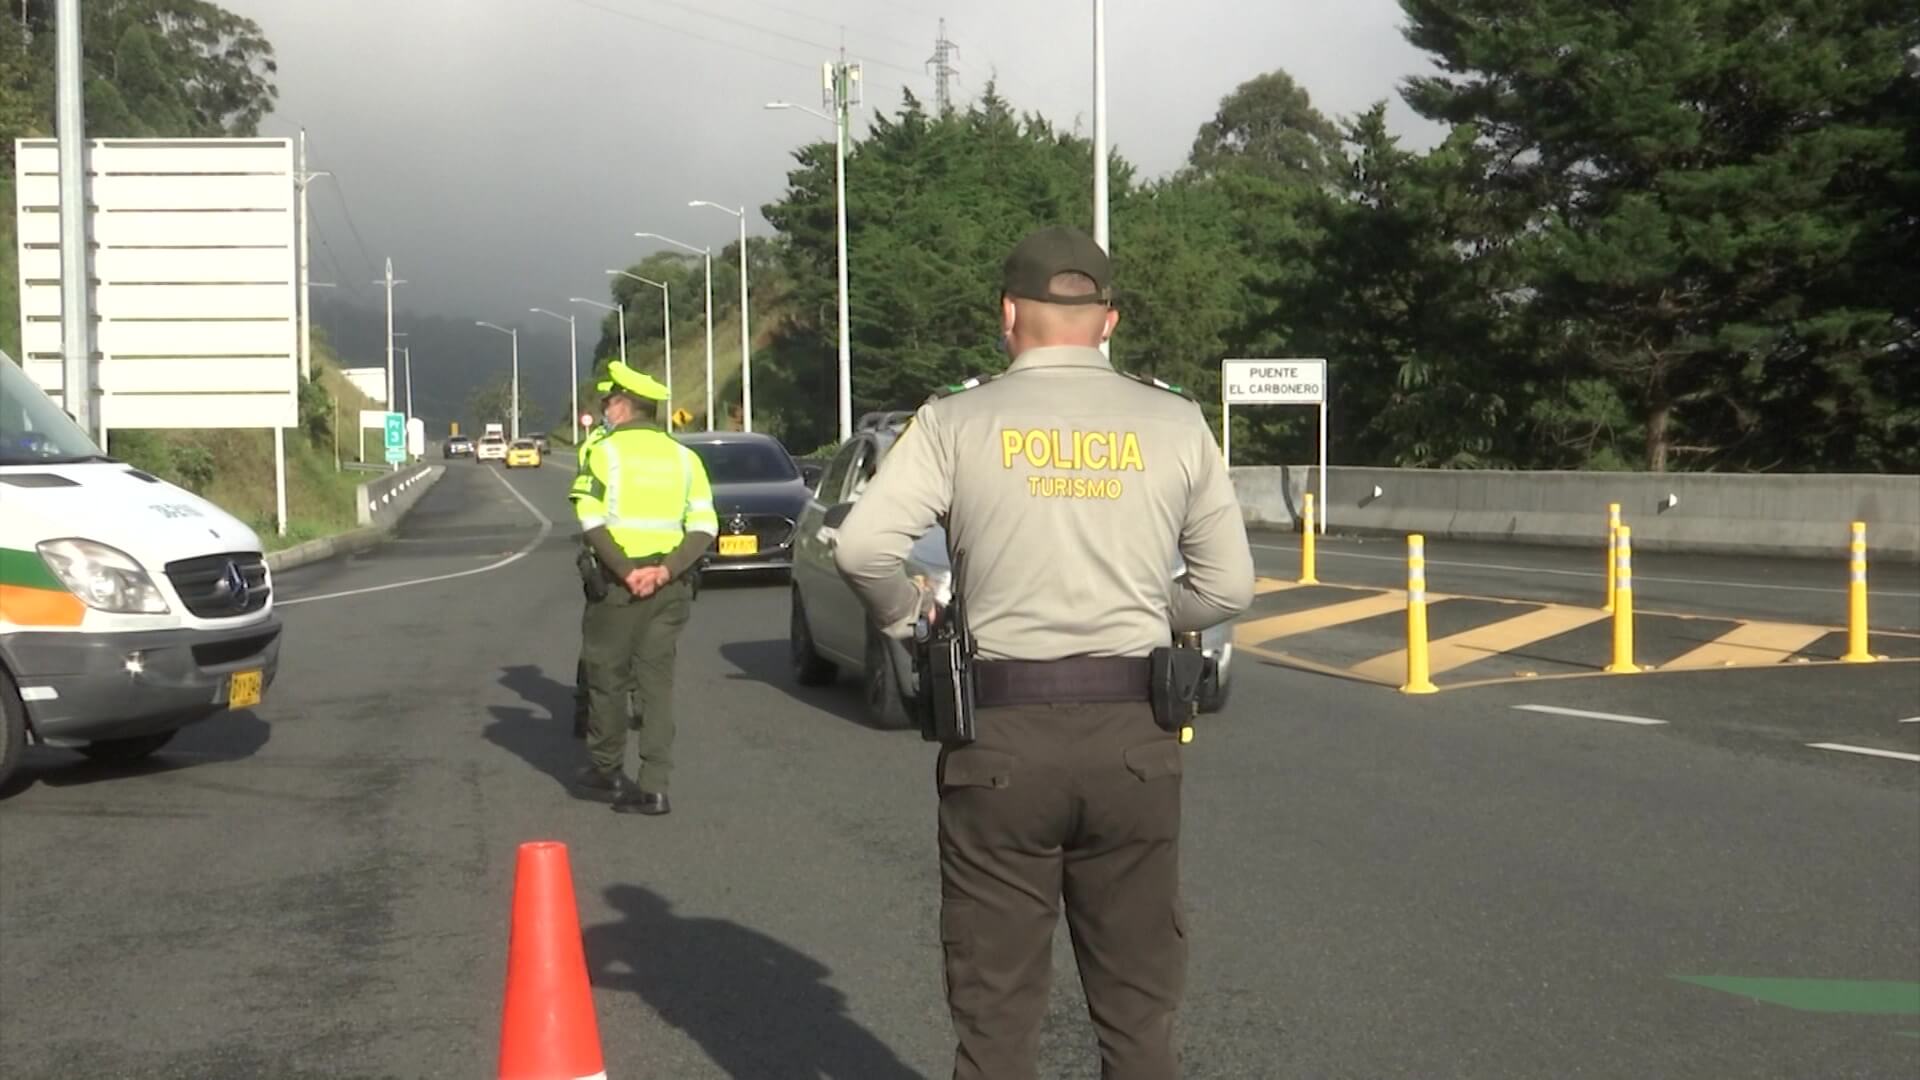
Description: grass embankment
113,348,385,552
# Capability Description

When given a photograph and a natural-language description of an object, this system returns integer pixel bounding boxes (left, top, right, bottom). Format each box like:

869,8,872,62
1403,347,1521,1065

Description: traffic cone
498,841,607,1080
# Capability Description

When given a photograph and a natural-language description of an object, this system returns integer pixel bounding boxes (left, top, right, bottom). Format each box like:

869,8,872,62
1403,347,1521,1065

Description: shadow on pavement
717,639,875,729
482,664,583,791
583,884,925,1080
19,709,273,795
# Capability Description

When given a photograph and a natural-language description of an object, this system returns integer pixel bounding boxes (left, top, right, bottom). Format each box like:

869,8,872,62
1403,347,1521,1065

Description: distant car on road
532,434,550,453
476,436,507,463
788,411,1235,728
443,435,474,459
505,439,542,469
675,431,811,577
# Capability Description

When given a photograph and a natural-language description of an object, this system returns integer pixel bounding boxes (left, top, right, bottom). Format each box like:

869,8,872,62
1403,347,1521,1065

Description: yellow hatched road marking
1661,621,1832,670
1350,604,1610,684
1233,590,1408,646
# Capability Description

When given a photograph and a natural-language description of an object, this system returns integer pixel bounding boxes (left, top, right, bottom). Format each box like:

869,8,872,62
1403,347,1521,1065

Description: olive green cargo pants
580,576,692,793
935,702,1186,1080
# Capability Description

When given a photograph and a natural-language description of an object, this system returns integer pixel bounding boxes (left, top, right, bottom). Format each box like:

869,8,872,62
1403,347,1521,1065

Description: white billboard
341,366,389,405
1223,358,1326,405
14,137,298,429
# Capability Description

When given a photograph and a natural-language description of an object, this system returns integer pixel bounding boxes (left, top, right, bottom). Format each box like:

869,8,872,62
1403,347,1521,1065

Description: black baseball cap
1001,226,1112,306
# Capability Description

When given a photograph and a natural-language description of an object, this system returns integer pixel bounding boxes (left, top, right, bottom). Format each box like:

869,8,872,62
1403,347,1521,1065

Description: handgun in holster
1150,631,1210,743
577,546,610,602
913,550,977,746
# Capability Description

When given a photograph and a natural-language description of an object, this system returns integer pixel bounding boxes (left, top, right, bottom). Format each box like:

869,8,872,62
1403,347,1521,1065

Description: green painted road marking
1672,977,1920,1015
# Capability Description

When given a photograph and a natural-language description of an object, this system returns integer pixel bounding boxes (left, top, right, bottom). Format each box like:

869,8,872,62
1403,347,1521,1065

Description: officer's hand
624,568,653,597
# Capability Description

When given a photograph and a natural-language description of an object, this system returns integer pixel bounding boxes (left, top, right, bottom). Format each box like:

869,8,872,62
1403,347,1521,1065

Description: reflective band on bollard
1606,525,1638,673
1401,534,1437,694
1843,521,1874,663
1604,503,1621,613
1300,493,1319,585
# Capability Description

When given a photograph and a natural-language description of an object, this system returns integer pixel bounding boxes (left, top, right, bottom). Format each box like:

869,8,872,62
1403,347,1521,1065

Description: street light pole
690,200,751,431
377,258,407,433
54,0,93,440
608,270,673,431
476,321,520,439
635,232,713,430
1093,0,1110,358
294,129,331,383
570,297,627,366
766,91,855,441
532,307,579,447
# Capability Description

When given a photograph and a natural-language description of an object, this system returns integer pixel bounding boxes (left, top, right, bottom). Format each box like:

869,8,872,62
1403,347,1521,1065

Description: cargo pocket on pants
937,747,1015,795
1122,739,1183,782
941,898,987,1018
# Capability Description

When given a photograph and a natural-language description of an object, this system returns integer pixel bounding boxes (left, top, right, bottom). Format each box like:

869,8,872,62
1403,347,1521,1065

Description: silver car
788,412,1235,729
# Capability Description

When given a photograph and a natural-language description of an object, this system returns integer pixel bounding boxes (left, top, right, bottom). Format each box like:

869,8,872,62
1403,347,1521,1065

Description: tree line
592,0,1915,471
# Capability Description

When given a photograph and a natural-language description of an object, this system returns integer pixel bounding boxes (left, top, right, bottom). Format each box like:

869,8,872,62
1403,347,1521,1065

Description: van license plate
229,670,264,709
718,535,758,557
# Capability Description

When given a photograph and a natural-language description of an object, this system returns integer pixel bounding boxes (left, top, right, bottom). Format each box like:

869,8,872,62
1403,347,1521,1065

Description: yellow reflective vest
571,426,718,558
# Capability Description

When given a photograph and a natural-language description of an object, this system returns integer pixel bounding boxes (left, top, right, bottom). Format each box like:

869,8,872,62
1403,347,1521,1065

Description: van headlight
36,539,170,614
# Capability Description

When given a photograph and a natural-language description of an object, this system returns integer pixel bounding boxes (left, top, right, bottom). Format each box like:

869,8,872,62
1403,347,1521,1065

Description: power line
726,0,924,54
561,0,814,72
615,0,925,80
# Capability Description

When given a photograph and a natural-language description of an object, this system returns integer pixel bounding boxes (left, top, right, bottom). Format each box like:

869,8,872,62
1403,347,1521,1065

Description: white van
0,350,282,790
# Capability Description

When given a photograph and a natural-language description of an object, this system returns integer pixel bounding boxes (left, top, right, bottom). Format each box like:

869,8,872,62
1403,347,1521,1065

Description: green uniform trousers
935,702,1186,1080
580,575,692,792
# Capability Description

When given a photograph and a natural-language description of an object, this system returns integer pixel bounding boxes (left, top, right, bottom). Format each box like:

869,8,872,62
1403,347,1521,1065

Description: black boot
611,790,670,816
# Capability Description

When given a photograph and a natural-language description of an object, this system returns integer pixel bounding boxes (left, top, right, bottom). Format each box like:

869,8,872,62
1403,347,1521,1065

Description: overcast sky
223,0,1442,324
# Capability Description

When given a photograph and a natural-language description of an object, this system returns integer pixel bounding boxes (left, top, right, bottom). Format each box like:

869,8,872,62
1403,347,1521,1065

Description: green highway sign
384,412,406,464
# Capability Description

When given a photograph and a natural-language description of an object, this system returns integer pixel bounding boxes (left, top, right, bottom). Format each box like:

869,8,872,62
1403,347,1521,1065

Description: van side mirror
822,502,854,529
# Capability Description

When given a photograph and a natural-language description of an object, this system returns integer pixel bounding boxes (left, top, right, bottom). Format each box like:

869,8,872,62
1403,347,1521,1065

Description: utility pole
828,51,860,442
401,346,413,426
54,0,93,440
293,129,330,382
927,19,959,114
377,258,406,460
1092,0,1110,358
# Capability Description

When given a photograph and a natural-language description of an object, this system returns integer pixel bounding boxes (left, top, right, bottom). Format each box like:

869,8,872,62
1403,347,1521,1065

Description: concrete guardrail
1230,465,1920,563
264,464,444,573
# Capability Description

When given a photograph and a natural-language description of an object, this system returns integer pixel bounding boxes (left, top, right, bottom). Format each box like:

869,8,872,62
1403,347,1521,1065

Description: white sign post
16,137,300,535
1222,358,1328,533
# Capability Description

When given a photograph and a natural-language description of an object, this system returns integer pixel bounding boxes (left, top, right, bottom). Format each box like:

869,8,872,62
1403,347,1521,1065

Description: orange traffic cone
498,841,607,1080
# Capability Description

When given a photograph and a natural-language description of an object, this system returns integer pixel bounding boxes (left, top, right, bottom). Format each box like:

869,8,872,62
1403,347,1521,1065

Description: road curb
265,465,446,573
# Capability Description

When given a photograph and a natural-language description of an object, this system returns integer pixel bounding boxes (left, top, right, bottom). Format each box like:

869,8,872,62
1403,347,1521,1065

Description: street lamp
608,270,675,431
475,320,520,439
570,297,626,368
766,99,852,441
690,199,752,432
635,231,714,431
532,306,580,447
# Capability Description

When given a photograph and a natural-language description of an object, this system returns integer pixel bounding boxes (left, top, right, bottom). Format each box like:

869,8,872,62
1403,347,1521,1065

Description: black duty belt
973,657,1152,708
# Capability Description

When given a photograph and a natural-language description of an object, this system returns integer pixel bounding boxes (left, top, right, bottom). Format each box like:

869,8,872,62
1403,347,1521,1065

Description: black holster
1149,638,1208,734
577,546,610,602
914,628,977,746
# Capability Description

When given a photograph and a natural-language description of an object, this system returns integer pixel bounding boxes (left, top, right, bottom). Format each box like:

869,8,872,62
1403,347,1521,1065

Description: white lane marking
1250,542,1920,599
1512,704,1668,726
1807,742,1920,764
1899,717,1920,724
278,467,554,607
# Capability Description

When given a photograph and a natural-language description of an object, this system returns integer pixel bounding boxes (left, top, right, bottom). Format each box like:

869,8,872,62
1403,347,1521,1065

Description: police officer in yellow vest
570,374,617,739
570,361,718,814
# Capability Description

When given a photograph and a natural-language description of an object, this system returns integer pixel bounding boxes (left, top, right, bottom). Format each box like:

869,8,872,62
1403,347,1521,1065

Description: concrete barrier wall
356,464,439,528
1230,465,1920,563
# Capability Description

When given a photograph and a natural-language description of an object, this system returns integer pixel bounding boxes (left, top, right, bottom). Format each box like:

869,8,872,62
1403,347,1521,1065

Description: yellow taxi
504,438,542,468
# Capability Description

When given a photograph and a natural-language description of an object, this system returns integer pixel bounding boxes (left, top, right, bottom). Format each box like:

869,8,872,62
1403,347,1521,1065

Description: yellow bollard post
1401,534,1438,694
1842,521,1874,663
1299,493,1319,584
1604,502,1621,613
1606,525,1638,673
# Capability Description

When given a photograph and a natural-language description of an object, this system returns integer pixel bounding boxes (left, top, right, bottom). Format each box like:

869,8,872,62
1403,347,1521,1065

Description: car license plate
718,534,758,557
228,669,263,709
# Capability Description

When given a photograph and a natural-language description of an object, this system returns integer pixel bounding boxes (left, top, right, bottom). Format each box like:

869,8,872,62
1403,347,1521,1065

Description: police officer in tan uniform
835,225,1255,1080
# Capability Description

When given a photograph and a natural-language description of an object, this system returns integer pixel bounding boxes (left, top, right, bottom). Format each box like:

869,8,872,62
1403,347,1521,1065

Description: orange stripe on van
0,583,85,627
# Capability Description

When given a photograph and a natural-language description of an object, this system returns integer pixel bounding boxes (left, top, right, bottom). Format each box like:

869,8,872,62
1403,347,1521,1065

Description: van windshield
0,352,107,466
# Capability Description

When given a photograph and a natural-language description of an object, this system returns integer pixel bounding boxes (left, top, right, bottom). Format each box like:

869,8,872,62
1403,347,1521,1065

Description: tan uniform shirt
834,345,1255,662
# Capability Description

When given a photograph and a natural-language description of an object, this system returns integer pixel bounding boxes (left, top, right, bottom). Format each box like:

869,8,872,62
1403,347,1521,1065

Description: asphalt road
2,461,1915,1079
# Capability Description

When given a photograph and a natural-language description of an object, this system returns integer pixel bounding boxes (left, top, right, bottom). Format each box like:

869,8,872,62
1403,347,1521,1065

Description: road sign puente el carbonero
1222,358,1328,532
16,137,300,532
